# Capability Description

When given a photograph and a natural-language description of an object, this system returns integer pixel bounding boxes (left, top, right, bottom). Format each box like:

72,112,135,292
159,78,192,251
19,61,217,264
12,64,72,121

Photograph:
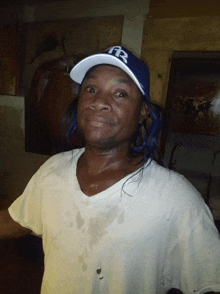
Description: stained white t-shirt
9,148,220,293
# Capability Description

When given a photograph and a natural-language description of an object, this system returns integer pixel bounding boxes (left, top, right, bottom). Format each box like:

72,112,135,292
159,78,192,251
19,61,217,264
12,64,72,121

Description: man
1,46,220,293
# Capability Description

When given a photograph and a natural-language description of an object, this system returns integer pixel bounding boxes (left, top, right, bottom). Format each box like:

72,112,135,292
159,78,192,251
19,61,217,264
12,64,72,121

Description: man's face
77,65,146,150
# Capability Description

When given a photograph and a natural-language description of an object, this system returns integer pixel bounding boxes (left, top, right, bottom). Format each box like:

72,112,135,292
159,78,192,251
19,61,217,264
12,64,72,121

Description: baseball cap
70,45,150,103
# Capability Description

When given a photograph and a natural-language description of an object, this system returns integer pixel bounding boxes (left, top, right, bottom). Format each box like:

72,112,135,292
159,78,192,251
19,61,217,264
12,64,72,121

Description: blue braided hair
132,101,164,162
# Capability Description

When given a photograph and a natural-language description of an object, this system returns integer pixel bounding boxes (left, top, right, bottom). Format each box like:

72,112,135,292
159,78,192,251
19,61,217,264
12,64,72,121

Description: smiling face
77,65,147,152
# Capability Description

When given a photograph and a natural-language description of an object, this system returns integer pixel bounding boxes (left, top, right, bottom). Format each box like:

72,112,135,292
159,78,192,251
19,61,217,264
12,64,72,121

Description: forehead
83,65,135,83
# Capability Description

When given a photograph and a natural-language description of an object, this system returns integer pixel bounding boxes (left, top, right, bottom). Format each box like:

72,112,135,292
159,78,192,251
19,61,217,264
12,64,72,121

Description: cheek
77,97,84,111
121,105,141,125
76,103,85,128
128,110,142,133
76,98,87,119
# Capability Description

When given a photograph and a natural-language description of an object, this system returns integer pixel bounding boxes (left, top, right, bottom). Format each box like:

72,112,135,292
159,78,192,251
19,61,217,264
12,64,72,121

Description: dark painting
165,51,220,136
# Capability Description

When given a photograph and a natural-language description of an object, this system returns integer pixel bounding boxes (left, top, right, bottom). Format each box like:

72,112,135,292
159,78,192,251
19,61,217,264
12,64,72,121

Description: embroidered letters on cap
107,46,128,64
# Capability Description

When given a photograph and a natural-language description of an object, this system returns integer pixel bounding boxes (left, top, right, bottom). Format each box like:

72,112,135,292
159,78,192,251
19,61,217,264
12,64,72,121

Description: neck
80,144,142,175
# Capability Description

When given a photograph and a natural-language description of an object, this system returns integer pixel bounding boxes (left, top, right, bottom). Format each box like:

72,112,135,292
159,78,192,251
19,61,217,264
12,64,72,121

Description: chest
42,194,168,294
77,169,130,196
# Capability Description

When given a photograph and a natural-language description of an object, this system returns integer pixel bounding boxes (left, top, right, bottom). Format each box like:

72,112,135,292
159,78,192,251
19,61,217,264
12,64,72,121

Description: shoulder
141,160,204,208
41,148,84,168
35,148,85,179
143,160,190,188
137,161,215,232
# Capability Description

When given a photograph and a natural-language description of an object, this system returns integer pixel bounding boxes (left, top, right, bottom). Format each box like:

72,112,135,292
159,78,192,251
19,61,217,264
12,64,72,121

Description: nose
90,92,111,112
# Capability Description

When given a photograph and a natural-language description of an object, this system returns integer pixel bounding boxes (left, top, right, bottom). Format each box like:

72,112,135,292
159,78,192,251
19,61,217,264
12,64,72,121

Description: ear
139,102,150,124
139,102,153,129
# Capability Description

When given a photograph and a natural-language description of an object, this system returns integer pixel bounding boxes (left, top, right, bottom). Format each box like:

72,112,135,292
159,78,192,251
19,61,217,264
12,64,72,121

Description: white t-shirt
9,148,220,294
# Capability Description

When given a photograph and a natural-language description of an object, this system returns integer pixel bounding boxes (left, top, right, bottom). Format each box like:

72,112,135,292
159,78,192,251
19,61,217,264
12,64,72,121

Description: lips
85,115,115,127
89,119,105,127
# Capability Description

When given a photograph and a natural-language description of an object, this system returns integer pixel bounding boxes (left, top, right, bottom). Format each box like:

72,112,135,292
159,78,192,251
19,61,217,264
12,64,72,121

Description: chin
79,128,113,146
87,139,115,149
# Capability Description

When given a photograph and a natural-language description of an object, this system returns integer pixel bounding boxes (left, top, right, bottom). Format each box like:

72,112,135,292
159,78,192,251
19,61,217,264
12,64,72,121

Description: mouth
89,120,105,127
85,115,115,127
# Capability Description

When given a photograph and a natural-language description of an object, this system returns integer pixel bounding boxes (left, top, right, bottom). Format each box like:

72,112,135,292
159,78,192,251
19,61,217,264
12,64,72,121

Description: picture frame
164,51,220,137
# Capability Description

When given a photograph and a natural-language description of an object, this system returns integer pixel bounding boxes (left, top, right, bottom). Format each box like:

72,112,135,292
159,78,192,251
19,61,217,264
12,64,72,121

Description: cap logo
107,46,128,64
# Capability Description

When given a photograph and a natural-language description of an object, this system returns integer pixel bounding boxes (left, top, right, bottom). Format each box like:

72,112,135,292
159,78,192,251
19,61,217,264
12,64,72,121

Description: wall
2,0,148,56
149,0,220,18
25,0,148,56
0,95,48,200
0,0,149,202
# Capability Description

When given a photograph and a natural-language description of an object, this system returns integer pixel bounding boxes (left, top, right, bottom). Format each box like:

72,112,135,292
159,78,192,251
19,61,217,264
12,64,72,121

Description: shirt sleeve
8,164,45,235
164,173,220,294
8,149,81,236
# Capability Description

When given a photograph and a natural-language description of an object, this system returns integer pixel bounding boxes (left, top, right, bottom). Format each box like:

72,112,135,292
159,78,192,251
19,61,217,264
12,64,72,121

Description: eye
86,86,96,93
81,85,96,94
115,91,128,98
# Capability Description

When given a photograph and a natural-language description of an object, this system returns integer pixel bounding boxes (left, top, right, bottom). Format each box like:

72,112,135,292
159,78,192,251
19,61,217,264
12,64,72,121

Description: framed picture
160,51,220,210
164,51,220,137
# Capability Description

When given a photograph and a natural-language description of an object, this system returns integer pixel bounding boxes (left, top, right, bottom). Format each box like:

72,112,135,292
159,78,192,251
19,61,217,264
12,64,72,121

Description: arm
0,209,32,240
